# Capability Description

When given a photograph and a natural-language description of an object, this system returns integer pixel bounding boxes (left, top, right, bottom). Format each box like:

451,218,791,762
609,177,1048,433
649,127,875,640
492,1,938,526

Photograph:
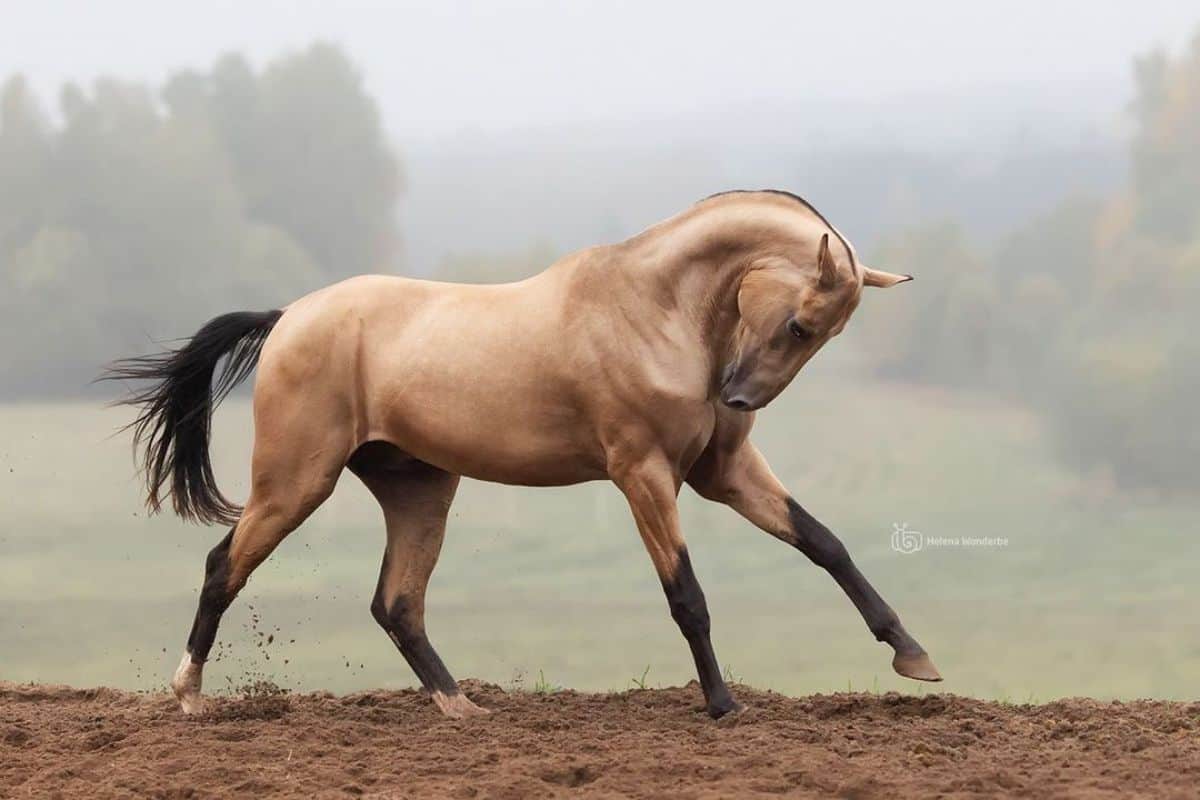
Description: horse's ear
817,233,837,288
862,266,913,288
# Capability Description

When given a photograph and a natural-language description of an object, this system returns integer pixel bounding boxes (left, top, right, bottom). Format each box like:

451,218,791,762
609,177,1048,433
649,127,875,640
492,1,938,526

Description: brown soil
2,680,1198,799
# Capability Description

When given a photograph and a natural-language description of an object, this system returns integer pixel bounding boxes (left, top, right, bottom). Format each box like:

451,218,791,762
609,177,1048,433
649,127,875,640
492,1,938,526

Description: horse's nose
721,393,752,411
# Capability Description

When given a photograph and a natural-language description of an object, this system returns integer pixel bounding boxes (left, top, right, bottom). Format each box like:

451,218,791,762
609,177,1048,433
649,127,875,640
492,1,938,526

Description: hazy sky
4,1,1197,145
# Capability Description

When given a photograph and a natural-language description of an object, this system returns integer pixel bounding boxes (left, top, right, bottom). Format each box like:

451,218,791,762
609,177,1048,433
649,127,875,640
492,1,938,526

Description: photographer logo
891,522,923,554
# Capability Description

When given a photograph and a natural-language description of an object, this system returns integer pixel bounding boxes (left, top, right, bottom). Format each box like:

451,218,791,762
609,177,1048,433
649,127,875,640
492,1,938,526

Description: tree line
854,32,1200,491
0,43,399,397
2,35,1195,492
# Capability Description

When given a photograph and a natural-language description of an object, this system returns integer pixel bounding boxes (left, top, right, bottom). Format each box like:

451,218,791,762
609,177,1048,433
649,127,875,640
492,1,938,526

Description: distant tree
1040,33,1200,491
852,28,1200,492
855,224,996,388
205,45,401,278
0,76,51,281
0,45,400,398
1129,32,1200,243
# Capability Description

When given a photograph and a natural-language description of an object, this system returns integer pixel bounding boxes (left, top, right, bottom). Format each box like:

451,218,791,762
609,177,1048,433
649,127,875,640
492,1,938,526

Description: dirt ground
2,680,1199,799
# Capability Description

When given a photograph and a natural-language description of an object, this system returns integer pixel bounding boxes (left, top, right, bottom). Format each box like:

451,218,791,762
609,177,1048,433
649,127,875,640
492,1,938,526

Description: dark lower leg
786,498,929,658
663,549,740,718
369,573,460,698
185,527,236,663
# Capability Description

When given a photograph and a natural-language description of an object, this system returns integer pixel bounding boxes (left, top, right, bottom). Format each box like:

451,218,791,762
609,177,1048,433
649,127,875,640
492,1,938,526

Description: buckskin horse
108,189,941,720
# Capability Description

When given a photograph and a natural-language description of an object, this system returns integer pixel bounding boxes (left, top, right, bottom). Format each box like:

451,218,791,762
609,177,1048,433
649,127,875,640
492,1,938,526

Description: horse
107,189,940,721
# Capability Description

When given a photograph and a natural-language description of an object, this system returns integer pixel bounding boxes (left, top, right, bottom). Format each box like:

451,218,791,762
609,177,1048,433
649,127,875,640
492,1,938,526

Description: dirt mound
2,680,1198,798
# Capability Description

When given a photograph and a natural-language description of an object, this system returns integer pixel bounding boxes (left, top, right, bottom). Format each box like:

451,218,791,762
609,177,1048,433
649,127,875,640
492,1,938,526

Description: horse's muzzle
722,395,752,411
719,359,764,411
719,389,763,411
719,378,766,411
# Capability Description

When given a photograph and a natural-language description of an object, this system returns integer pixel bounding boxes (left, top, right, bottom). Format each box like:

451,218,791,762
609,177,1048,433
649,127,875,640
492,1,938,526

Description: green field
2,370,1197,701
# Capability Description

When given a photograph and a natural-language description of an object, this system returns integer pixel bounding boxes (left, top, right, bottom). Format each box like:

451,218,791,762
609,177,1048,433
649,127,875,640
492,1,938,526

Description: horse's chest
591,388,717,473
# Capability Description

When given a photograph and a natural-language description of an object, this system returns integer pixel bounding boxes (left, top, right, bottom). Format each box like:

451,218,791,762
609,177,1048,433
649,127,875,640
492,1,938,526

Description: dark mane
702,189,857,271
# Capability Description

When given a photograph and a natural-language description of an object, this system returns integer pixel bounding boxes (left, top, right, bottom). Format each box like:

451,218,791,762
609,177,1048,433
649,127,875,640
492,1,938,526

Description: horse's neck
616,209,759,357
632,199,770,282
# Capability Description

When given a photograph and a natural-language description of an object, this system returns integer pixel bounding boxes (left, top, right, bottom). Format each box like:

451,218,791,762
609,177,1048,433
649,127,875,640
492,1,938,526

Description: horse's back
251,273,608,485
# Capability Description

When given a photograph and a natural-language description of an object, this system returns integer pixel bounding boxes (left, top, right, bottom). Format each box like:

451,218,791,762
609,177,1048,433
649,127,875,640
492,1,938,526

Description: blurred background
2,1,1197,701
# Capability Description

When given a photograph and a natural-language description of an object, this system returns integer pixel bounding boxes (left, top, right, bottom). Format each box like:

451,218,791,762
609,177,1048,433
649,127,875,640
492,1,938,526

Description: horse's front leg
688,439,942,682
611,453,742,719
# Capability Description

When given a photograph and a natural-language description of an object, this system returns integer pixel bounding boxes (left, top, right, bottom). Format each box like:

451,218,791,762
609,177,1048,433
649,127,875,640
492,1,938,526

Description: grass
2,368,1198,701
532,669,560,695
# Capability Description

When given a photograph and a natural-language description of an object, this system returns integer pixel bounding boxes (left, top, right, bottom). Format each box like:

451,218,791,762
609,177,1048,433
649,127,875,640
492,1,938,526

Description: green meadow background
4,366,1196,701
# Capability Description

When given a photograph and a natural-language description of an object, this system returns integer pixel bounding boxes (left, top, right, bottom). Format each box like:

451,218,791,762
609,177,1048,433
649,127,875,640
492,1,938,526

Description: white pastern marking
171,650,205,714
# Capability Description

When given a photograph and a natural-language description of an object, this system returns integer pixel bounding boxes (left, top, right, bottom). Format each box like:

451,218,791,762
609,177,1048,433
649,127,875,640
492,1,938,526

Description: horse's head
720,232,910,411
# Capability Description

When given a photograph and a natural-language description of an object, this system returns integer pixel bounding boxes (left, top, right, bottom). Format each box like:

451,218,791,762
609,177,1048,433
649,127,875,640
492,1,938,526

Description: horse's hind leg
171,416,347,713
349,445,485,718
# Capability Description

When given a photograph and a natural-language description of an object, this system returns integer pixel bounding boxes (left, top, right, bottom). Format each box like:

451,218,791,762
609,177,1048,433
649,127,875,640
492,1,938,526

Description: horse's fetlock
870,613,905,645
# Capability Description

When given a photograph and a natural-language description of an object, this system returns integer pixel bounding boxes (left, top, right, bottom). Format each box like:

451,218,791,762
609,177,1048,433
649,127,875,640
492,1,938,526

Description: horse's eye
788,319,811,340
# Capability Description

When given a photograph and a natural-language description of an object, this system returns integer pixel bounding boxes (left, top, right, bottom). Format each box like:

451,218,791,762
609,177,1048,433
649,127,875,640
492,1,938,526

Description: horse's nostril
724,397,751,411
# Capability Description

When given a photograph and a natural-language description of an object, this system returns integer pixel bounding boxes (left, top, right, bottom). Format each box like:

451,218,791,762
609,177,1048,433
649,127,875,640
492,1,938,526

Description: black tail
103,309,284,525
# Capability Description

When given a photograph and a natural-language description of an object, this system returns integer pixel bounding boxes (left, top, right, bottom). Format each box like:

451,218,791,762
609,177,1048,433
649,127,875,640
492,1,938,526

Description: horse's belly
370,388,606,486
439,444,605,486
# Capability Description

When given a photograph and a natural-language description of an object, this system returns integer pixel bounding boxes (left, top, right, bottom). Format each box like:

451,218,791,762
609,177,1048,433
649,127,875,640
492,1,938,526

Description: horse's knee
663,554,711,637
786,497,851,571
797,530,851,571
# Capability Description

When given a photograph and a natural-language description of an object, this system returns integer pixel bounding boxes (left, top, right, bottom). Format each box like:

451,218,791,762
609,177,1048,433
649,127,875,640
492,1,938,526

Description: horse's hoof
432,690,490,719
177,692,206,715
171,651,206,714
714,702,750,727
893,651,943,682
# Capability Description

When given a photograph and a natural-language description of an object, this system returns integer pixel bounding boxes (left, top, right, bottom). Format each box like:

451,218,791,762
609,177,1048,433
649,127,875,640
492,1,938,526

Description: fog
6,1,1193,272
2,3,1197,699
8,1,1196,135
